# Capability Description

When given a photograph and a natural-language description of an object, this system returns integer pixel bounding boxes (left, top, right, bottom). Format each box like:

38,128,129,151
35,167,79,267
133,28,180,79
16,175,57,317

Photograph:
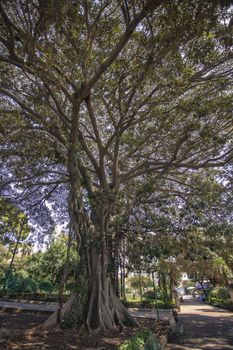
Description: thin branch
80,0,164,99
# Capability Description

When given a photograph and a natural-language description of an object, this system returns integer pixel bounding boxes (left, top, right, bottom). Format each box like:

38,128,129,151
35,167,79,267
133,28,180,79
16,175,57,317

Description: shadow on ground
168,309,233,350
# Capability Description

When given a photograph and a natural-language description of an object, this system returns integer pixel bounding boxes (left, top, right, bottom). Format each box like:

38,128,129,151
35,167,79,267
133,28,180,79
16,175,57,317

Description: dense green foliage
123,299,173,309
128,275,153,293
208,287,233,310
0,233,78,295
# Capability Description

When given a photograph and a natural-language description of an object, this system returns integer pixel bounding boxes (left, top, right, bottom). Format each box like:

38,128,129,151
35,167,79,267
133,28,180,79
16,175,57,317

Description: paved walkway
129,308,173,322
0,300,173,322
0,299,57,312
167,295,233,350
1,296,233,350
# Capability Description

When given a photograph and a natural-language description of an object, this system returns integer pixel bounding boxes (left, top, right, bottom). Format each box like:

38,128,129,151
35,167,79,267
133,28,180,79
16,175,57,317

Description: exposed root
41,293,80,329
42,243,138,334
86,278,139,334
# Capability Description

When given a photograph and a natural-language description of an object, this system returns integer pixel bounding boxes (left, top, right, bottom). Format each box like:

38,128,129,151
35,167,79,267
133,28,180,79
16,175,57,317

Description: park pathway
167,295,233,350
0,299,57,312
1,296,233,349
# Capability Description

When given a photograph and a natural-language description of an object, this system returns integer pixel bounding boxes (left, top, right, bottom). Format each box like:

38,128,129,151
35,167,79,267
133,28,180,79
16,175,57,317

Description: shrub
6,274,22,293
216,287,230,300
143,291,155,300
119,330,151,350
142,290,162,300
21,278,38,293
209,287,230,301
0,267,6,280
5,274,38,294
15,269,29,279
122,299,173,309
39,281,54,293
65,281,75,291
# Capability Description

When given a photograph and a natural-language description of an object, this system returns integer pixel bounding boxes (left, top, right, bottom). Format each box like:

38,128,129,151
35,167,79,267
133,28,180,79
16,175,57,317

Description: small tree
128,275,153,299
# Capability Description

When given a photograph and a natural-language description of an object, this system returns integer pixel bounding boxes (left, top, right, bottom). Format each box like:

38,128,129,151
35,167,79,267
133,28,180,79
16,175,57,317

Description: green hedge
123,299,173,309
209,287,230,300
2,275,38,294
207,288,233,311
208,296,233,311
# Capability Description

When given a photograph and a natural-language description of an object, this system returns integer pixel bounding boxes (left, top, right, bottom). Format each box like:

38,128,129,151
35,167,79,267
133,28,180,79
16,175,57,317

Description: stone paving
167,295,233,350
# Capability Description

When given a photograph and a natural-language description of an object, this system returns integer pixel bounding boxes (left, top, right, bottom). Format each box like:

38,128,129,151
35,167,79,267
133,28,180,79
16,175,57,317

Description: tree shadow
194,308,231,314
168,312,233,349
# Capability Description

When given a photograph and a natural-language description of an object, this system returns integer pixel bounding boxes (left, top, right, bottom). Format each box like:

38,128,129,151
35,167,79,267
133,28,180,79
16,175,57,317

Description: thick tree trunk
114,243,120,298
139,270,143,302
44,111,138,332
120,239,127,301
229,288,233,303
152,272,160,321
86,244,136,333
160,272,168,302
43,242,137,333
108,235,120,297
169,271,175,302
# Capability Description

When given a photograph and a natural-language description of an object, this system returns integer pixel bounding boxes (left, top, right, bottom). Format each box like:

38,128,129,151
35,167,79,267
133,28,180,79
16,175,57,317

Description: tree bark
43,92,137,331
85,242,136,333
43,237,137,332
229,288,233,303
152,272,160,321
139,270,143,302
121,238,127,302
43,193,138,332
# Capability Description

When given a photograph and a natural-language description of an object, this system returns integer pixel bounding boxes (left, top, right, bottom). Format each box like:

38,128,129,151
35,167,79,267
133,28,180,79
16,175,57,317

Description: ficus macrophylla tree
0,0,232,333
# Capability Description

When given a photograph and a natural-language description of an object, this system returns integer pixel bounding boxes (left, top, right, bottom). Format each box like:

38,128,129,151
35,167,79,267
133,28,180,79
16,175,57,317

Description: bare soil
0,309,169,350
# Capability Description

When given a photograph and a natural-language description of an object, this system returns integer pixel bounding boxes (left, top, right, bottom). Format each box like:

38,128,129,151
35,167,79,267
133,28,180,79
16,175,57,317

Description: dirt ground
0,309,169,350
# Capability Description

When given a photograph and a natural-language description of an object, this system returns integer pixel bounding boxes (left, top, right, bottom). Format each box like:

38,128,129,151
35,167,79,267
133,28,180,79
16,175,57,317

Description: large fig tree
0,0,232,332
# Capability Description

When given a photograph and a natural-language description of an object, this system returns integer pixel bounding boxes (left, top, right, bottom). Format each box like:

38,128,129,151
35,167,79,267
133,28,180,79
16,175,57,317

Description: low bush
119,330,152,350
208,287,230,302
216,287,230,300
65,281,75,291
143,291,160,300
39,281,54,293
4,275,37,294
20,277,38,293
142,291,154,300
122,299,173,309
207,289,233,312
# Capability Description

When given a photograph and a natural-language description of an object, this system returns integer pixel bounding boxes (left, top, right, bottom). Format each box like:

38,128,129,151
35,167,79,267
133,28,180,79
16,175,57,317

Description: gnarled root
86,277,138,334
